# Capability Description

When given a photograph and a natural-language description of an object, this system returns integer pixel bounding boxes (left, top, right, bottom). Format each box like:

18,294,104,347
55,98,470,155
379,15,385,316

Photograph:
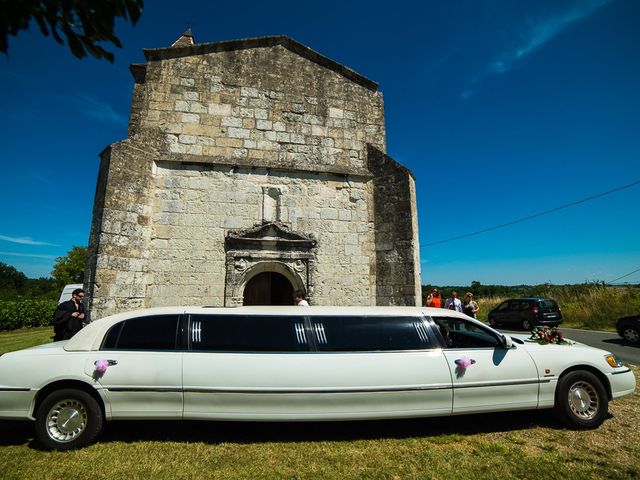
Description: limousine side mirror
501,335,513,349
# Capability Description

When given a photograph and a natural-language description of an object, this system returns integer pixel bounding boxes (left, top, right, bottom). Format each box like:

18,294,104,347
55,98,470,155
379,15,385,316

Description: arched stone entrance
224,222,317,306
243,271,294,305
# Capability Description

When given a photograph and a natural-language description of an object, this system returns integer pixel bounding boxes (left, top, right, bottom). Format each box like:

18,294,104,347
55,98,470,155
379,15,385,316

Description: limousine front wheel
554,370,608,429
35,389,103,450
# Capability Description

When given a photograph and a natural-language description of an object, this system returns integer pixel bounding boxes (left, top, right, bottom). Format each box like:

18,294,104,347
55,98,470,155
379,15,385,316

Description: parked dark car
616,314,640,345
487,298,562,330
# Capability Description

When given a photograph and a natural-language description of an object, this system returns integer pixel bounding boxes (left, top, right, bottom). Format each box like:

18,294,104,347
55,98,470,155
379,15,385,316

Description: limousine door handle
95,360,118,366
454,357,476,368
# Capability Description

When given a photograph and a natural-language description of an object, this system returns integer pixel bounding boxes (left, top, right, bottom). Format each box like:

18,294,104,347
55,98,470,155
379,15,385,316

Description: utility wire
422,179,640,247
608,267,640,285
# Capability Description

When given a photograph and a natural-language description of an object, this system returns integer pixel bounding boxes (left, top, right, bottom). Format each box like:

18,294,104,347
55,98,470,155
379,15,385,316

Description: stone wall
368,146,422,306
135,39,386,173
147,162,374,307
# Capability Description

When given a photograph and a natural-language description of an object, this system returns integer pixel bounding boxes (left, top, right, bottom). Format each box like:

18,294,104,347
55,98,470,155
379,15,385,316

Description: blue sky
0,0,638,285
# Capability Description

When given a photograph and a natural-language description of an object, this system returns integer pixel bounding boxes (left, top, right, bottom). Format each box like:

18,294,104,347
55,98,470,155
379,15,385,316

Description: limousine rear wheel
554,370,608,429
35,389,103,450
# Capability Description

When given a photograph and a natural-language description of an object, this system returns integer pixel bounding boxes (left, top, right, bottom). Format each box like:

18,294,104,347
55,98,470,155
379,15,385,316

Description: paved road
499,327,640,366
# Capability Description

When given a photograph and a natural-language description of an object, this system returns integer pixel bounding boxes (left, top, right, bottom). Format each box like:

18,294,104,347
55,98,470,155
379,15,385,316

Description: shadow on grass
1,410,567,448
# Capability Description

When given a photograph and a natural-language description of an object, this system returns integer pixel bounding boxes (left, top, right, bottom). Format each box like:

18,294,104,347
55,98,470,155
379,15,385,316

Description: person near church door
462,292,479,319
425,288,441,308
444,291,463,312
52,288,86,341
293,290,309,306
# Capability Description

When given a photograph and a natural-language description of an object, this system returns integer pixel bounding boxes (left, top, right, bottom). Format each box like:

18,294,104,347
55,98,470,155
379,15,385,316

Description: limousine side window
311,316,436,351
432,316,500,349
101,315,180,350
190,315,309,352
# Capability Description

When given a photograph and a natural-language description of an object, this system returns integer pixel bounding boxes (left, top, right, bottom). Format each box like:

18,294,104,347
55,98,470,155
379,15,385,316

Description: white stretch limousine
0,306,635,450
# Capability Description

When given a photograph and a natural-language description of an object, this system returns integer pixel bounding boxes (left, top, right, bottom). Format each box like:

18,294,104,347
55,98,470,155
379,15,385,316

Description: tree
1,0,144,62
52,246,87,287
0,261,28,299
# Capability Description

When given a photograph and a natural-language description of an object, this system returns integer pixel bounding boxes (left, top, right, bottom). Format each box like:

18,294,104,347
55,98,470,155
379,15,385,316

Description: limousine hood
509,334,625,371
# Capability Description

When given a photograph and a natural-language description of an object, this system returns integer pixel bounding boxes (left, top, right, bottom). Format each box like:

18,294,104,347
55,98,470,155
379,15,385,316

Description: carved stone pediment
226,222,317,250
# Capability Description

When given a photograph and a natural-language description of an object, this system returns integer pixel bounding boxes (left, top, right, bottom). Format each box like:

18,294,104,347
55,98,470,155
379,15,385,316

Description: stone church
86,31,421,319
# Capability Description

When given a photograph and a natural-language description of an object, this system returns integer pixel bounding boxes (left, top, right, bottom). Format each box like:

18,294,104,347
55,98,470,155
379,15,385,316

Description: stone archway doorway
243,271,294,306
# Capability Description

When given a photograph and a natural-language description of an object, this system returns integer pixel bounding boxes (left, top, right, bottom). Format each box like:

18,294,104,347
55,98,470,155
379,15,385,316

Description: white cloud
75,94,127,126
488,0,612,75
461,0,613,99
0,251,56,259
0,234,59,246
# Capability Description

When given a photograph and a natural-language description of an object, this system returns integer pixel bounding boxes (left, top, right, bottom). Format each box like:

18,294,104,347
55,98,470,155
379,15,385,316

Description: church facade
86,33,421,319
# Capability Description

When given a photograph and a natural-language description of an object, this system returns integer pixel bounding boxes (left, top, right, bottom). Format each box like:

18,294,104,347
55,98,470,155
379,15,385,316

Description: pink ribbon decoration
455,356,473,368
94,359,109,373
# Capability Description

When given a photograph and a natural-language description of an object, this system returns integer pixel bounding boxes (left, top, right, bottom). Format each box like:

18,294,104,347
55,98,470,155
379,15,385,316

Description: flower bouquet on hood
528,326,573,345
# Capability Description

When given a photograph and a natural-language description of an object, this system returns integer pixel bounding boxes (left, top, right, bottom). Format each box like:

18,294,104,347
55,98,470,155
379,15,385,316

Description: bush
0,300,57,331
541,285,640,330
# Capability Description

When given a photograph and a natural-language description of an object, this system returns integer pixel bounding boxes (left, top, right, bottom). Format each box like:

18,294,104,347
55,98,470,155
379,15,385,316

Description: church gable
143,35,379,92
129,35,388,177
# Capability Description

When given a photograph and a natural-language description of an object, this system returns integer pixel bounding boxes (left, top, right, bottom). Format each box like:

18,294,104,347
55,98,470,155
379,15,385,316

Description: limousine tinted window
311,316,435,351
102,315,180,350
191,315,309,352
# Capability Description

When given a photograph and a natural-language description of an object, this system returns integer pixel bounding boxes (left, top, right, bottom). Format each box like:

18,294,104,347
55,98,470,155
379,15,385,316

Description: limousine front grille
294,323,307,344
314,323,328,344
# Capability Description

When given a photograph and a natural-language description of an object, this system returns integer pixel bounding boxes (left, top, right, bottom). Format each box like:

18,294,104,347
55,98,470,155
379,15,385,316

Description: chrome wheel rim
622,328,639,343
46,399,87,443
522,320,531,330
567,381,599,420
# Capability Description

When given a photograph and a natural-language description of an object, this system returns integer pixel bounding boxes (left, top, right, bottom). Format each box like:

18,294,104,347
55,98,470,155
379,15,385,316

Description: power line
608,267,640,285
422,179,640,247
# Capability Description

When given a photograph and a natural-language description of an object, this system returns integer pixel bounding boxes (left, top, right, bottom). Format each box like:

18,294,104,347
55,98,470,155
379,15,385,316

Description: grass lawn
0,329,639,478
0,326,53,354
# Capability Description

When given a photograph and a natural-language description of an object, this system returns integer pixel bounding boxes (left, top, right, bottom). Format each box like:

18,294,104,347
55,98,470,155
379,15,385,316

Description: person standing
425,288,441,308
52,288,86,341
444,291,463,312
462,292,479,319
293,290,309,306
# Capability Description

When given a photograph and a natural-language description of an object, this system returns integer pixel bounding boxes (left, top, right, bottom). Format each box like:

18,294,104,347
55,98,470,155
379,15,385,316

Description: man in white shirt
293,290,309,306
444,291,462,312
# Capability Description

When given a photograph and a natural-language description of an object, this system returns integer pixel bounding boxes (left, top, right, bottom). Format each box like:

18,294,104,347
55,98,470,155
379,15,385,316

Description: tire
34,388,103,450
553,370,608,429
521,319,532,331
489,317,498,327
621,326,640,344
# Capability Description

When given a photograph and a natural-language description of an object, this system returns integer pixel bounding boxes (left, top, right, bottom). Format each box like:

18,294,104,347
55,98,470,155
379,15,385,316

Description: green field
0,326,52,354
1,328,639,479
474,286,640,331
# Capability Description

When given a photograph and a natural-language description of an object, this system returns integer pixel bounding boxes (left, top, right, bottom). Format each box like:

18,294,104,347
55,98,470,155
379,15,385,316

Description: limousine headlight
605,354,623,368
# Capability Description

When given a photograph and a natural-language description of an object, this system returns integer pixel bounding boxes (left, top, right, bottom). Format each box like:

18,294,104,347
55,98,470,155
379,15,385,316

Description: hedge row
0,300,58,330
